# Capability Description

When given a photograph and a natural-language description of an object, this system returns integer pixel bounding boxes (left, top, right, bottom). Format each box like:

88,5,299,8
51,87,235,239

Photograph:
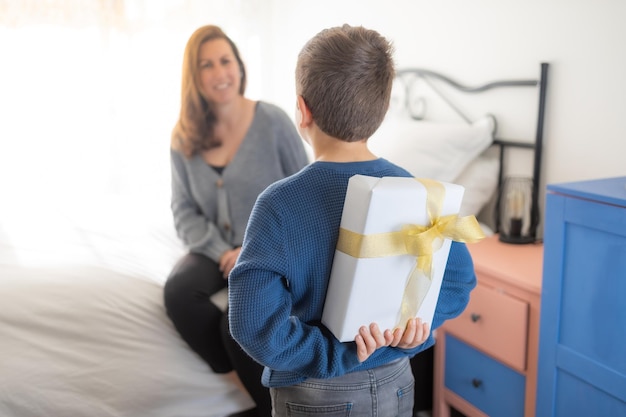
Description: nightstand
536,177,626,415
433,234,543,417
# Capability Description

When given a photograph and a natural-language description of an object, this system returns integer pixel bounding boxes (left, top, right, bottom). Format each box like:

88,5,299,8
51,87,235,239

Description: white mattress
0,194,254,417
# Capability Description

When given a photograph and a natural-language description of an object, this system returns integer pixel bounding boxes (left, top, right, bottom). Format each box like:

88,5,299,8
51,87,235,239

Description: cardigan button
216,179,224,188
223,222,231,231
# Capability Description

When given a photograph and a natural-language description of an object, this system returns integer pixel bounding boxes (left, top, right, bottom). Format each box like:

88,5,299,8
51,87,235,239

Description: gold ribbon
336,178,485,329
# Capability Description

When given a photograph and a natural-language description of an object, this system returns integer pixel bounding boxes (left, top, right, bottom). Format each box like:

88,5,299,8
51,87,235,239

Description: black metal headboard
392,63,549,240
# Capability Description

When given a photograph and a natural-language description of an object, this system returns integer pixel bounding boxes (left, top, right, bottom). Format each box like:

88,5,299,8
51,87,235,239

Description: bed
0,65,548,417
0,195,255,417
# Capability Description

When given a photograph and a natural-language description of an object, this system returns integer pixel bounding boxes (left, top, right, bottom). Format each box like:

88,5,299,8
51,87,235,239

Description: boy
228,24,476,416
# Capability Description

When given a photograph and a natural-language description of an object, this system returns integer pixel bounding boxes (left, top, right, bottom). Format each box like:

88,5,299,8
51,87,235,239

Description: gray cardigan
170,101,310,262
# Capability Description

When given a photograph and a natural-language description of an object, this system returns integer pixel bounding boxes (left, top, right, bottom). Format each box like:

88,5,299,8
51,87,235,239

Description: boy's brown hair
295,24,395,142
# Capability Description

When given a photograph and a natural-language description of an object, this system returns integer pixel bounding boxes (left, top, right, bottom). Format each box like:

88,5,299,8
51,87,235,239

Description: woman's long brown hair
171,25,247,158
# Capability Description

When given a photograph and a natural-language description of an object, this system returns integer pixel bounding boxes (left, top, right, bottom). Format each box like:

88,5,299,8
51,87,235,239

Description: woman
164,25,309,417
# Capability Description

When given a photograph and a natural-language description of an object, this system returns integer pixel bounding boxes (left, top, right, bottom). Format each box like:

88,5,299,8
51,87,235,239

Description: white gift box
321,175,465,342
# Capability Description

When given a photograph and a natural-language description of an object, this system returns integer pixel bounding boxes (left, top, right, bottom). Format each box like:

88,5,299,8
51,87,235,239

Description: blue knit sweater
228,158,476,388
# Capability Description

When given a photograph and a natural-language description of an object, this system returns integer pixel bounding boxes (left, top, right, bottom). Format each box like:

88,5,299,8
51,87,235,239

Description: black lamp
497,177,535,244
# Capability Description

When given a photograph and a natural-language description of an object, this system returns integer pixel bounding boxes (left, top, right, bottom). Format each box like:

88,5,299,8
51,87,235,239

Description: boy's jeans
270,357,414,417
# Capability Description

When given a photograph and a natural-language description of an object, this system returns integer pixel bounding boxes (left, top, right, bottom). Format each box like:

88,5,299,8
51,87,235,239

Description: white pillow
455,151,499,216
369,115,494,183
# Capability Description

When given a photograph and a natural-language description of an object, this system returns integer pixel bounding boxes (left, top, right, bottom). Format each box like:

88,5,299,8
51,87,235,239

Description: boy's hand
355,323,393,362
354,318,430,362
389,318,430,349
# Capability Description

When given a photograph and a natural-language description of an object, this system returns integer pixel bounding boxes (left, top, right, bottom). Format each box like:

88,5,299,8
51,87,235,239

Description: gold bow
335,178,485,329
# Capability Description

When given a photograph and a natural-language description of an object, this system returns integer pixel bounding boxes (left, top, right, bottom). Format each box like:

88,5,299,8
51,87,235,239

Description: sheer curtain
0,0,269,203
0,0,271,269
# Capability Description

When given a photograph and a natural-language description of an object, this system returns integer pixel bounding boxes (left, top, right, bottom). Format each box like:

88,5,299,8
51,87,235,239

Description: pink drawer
444,283,529,372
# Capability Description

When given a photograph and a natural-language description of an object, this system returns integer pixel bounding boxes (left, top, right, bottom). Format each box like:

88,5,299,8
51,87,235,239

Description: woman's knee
164,253,223,314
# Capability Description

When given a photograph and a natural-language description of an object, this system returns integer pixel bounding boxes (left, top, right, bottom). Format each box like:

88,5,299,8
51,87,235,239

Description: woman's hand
219,247,242,279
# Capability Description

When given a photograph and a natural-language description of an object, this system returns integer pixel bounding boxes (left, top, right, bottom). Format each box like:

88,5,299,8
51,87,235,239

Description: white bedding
0,195,254,417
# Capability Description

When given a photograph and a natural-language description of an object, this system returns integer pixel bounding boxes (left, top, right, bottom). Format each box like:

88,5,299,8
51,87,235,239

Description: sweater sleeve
170,149,231,262
430,241,477,330
228,195,362,381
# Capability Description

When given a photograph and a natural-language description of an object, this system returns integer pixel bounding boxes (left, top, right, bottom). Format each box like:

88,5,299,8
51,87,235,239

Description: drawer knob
471,378,483,388
470,313,481,322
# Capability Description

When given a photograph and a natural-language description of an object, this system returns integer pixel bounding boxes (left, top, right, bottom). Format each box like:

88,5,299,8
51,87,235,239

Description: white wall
258,0,625,189
4,0,621,234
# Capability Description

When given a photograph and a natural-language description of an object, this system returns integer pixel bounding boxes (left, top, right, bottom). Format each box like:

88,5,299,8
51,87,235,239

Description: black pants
163,253,271,417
